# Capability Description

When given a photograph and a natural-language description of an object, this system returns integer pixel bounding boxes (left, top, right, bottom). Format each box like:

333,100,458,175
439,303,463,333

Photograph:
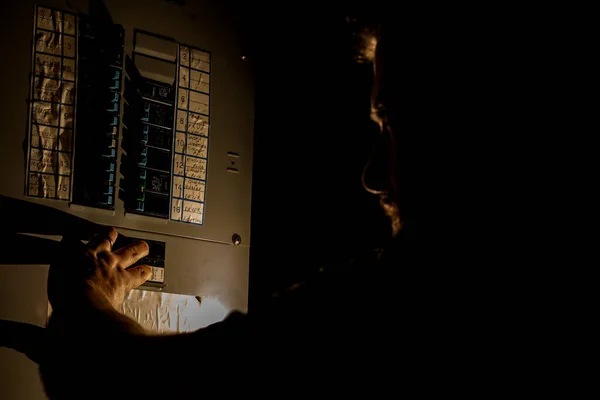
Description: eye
372,101,387,118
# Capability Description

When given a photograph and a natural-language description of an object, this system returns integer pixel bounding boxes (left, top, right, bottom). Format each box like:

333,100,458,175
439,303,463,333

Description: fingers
125,265,152,290
88,227,118,254
113,240,149,268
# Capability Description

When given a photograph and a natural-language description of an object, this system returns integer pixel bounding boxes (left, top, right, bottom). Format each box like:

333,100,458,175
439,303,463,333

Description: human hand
48,227,152,314
40,228,154,398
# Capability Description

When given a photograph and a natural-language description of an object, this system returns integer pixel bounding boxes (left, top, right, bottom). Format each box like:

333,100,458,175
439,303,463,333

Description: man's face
363,31,403,236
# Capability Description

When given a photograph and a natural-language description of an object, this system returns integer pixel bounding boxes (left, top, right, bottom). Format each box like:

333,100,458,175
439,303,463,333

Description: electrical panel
1,1,253,398
23,4,219,224
1,0,253,310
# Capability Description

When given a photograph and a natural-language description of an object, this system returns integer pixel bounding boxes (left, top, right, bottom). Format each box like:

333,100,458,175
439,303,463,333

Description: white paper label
150,267,165,283
31,124,58,149
190,49,210,72
171,44,210,224
190,69,210,93
183,179,205,202
185,157,206,180
186,135,208,158
26,5,77,201
187,112,208,136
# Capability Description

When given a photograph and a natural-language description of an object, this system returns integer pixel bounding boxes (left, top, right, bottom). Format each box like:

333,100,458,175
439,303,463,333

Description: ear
0,319,46,365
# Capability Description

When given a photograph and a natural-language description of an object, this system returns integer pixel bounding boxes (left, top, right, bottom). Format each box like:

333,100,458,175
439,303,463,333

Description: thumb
125,265,153,290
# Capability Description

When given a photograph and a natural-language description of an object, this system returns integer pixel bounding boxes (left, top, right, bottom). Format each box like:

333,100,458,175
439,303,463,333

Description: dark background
224,3,393,308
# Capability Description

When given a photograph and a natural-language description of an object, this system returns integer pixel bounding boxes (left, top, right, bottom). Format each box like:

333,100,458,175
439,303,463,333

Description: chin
379,195,401,237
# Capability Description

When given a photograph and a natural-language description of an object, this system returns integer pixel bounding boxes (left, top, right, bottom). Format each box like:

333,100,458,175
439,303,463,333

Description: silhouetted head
350,12,405,237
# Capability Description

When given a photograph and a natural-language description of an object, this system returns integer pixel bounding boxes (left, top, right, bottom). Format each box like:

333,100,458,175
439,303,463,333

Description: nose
362,130,392,194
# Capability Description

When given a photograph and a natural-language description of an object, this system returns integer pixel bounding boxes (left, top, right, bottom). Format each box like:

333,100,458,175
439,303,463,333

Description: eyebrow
371,101,387,120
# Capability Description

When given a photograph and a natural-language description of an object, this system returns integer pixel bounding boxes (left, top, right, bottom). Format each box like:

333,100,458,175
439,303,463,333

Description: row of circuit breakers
26,5,210,225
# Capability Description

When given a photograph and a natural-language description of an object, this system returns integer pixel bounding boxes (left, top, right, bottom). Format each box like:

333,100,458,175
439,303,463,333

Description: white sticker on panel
183,179,205,202
182,201,204,224
31,124,58,150
190,49,210,72
26,5,77,200
171,44,211,225
184,157,206,180
186,134,207,158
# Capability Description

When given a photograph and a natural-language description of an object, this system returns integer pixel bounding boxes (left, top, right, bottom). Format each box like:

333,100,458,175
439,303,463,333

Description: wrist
82,284,115,311
50,285,146,335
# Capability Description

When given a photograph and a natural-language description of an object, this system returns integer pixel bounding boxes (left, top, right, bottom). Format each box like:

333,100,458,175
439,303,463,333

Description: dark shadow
0,233,60,264
0,195,140,369
0,195,139,263
0,320,45,364
0,195,108,365
0,196,84,367
0,195,102,239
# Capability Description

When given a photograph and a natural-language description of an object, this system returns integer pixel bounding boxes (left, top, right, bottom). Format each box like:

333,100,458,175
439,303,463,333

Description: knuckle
107,253,119,265
100,266,111,278
97,251,117,265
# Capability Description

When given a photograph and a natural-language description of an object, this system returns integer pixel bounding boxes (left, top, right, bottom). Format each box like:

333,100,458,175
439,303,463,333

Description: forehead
372,36,401,104
373,25,401,77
